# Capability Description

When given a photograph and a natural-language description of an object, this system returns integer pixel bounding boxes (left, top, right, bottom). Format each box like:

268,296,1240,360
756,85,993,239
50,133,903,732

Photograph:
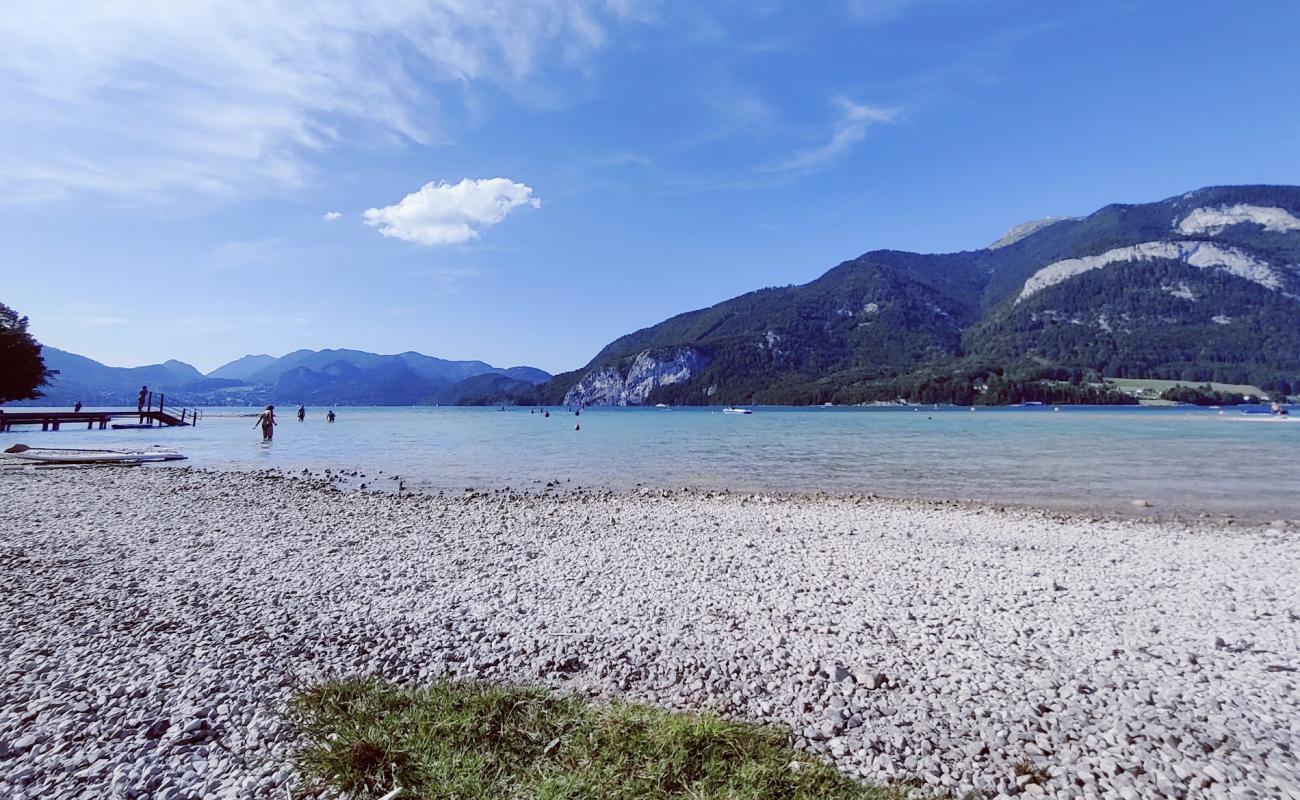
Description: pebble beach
1,466,1297,799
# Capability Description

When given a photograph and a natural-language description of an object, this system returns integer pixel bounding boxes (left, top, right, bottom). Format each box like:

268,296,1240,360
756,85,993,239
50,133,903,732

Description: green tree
0,302,56,401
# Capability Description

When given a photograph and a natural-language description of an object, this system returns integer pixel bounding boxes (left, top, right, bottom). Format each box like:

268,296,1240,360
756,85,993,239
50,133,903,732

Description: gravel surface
1,466,1298,799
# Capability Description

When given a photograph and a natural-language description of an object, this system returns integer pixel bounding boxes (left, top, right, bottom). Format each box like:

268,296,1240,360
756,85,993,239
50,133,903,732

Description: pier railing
144,392,202,426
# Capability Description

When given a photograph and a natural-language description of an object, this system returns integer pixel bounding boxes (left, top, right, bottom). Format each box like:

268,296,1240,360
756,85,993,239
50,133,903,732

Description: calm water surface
6,405,1298,519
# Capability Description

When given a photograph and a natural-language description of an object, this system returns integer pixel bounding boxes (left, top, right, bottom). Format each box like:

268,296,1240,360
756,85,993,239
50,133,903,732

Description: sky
2,1,1299,375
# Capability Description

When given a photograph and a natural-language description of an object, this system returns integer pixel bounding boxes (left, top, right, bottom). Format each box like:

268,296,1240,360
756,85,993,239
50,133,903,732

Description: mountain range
543,185,1300,406
18,185,1300,408
22,348,551,407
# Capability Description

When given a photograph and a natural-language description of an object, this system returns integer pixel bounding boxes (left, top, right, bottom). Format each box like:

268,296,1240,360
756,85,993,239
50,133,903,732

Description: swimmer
255,405,276,441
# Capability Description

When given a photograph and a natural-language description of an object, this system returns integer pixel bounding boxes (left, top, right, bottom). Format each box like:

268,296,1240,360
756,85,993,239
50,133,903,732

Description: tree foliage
1158,384,1250,406
0,302,55,402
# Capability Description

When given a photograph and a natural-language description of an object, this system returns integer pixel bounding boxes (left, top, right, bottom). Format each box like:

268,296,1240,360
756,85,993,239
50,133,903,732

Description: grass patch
1103,377,1266,397
290,677,897,799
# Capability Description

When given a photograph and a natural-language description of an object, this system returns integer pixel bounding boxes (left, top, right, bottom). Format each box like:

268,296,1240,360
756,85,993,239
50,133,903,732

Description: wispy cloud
588,152,655,168
844,0,929,24
363,178,541,246
683,67,778,149
41,305,133,332
209,238,290,271
765,98,897,174
322,211,343,222
395,265,482,296
0,1,641,203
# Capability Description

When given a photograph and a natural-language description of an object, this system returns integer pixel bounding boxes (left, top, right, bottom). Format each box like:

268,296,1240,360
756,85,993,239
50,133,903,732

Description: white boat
2,444,186,464
654,403,670,409
723,407,753,415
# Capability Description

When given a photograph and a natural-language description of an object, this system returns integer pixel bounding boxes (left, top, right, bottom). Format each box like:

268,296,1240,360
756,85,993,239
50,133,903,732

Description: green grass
290,677,899,800
1103,377,1266,397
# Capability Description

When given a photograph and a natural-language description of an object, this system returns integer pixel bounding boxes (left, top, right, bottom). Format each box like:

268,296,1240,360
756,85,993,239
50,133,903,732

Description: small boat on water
723,407,753,415
2,444,186,464
1242,403,1291,417
654,403,670,409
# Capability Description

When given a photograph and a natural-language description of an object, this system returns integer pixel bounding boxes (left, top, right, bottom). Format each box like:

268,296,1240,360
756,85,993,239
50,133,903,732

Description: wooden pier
0,393,201,432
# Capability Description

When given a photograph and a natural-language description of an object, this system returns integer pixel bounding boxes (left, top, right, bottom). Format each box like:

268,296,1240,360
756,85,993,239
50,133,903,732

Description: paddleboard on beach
2,444,186,464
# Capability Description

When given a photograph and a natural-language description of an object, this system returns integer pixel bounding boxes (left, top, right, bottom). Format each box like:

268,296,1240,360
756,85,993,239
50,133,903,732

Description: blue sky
3,0,1298,374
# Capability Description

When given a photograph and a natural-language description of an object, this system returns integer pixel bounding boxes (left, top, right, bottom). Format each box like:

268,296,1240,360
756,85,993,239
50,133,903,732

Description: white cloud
768,98,897,174
363,178,541,246
0,1,638,202
322,211,343,221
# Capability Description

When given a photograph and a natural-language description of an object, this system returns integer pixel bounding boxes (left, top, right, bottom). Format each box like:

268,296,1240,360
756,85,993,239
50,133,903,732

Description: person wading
255,405,277,442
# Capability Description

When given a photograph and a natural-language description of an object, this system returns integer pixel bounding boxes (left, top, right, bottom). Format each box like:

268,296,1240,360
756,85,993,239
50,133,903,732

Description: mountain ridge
16,184,1300,409
546,184,1300,406
15,347,552,407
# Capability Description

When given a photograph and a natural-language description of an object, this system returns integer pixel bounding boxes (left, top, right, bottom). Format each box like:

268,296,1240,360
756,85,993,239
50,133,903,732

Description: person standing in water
297,405,306,422
255,405,276,441
326,409,336,423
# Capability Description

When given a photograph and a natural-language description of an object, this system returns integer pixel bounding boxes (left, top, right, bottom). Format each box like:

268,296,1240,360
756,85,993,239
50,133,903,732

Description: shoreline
174,463,1300,529
2,466,1297,798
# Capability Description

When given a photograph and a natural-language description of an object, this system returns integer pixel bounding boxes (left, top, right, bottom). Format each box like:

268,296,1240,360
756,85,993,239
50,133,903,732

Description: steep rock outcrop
563,347,711,406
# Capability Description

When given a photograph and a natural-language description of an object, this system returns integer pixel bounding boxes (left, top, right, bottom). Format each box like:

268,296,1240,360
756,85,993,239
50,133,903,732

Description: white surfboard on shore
2,444,186,464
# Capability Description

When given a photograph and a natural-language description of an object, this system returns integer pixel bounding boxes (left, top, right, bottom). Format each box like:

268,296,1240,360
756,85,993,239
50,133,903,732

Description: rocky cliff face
563,346,711,406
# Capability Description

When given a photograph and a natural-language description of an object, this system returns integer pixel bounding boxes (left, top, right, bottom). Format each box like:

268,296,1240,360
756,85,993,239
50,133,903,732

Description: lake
5,404,1297,519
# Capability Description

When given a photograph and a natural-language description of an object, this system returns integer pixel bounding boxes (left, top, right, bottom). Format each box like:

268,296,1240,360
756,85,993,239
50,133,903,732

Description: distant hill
433,373,543,406
546,185,1300,406
14,347,205,405
206,354,277,380
502,366,552,385
14,347,551,407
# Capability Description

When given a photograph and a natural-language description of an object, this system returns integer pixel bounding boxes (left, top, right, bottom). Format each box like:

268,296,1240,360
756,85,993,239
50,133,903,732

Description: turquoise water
4,405,1297,518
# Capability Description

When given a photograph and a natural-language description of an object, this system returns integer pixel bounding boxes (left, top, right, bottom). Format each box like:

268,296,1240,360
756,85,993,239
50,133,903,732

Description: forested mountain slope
550,185,1300,405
